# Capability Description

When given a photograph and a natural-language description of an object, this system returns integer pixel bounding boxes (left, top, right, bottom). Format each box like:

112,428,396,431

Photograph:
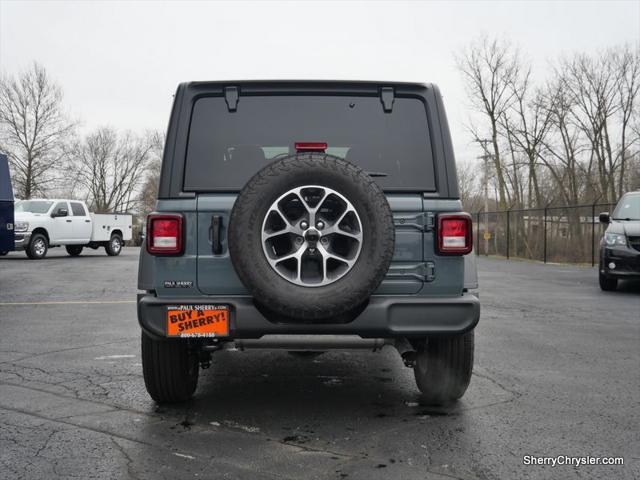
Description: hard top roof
185,79,430,88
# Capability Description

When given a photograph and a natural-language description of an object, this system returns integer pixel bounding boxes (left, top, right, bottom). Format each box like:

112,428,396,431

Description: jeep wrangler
138,81,480,406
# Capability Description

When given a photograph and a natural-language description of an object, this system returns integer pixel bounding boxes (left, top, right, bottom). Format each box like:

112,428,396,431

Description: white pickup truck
13,199,132,259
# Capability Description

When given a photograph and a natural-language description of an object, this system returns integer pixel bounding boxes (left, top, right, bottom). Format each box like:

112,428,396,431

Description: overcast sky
1,0,639,164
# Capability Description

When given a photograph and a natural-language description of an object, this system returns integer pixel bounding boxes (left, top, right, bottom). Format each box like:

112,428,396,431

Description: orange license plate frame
166,305,229,338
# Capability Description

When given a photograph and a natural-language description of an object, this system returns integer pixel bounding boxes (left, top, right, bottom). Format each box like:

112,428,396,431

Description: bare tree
456,158,483,212
461,36,640,211
72,128,155,212
458,37,640,263
500,66,554,209
554,45,640,203
0,63,75,198
612,45,640,196
139,131,164,214
537,79,586,206
457,36,521,209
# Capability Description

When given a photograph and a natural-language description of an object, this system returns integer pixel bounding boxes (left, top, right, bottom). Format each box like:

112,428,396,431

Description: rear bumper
137,293,480,340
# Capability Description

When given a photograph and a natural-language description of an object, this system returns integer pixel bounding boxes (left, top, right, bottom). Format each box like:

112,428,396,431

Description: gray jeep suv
138,81,480,405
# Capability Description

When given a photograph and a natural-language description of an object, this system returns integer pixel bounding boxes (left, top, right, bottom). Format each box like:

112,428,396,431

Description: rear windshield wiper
366,171,388,177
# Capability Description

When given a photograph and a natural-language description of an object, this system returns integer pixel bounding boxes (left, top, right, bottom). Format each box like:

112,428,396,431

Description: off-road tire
26,233,48,260
413,331,474,406
141,332,199,403
599,271,618,291
228,153,394,321
105,233,123,256
66,245,83,256
287,351,325,359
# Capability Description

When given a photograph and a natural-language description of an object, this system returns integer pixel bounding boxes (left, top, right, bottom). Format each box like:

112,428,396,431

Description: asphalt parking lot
0,247,638,480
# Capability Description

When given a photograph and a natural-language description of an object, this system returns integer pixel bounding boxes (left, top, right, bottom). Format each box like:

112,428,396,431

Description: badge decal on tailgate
166,305,229,338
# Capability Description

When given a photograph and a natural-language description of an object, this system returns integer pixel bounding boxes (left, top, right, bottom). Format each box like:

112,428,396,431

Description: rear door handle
211,215,223,255
85,219,90,223
66,219,72,223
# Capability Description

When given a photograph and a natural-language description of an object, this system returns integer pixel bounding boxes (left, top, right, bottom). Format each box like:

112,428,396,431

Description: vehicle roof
18,198,84,203
186,79,430,88
180,80,436,99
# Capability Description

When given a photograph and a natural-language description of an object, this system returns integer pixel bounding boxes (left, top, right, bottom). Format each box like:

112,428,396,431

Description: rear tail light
437,213,473,255
147,214,183,255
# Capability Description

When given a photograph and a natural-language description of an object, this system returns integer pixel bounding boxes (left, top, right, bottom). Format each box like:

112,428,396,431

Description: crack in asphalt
1,364,124,403
0,404,299,480
0,361,520,480
0,338,136,365
470,369,522,400
276,437,354,460
109,437,143,480
33,429,58,459
1,379,441,477
0,379,148,418
1,379,364,461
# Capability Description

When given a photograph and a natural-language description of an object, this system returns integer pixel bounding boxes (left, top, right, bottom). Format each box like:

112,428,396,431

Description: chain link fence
474,202,617,265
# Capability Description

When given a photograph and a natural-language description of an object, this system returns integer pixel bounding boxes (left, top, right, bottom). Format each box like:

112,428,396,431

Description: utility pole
476,139,493,255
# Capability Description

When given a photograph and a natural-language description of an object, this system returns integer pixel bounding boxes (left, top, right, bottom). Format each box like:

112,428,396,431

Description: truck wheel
105,234,123,256
66,245,83,256
141,332,199,403
0,251,8,256
413,331,474,406
228,153,394,321
599,271,617,291
26,233,48,260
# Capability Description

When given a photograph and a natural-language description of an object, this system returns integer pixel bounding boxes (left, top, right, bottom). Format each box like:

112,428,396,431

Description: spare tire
229,153,394,321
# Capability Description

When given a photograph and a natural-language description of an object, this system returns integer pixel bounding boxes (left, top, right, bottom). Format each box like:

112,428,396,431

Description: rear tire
413,331,474,406
0,251,8,256
228,153,394,320
66,245,83,256
105,234,123,256
26,233,48,260
141,332,199,403
599,271,618,291
287,351,325,359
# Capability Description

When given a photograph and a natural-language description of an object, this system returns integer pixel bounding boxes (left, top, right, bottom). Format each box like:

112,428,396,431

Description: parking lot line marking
0,300,136,306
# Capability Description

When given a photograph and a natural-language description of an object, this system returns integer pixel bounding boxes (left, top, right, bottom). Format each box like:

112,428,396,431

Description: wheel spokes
262,205,304,242
262,185,363,287
321,207,362,240
295,187,328,226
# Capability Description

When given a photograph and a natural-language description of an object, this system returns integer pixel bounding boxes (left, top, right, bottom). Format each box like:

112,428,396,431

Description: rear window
184,95,436,191
70,202,87,216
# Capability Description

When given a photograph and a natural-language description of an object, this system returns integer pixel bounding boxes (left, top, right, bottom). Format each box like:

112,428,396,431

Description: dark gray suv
138,81,480,405
598,191,640,290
